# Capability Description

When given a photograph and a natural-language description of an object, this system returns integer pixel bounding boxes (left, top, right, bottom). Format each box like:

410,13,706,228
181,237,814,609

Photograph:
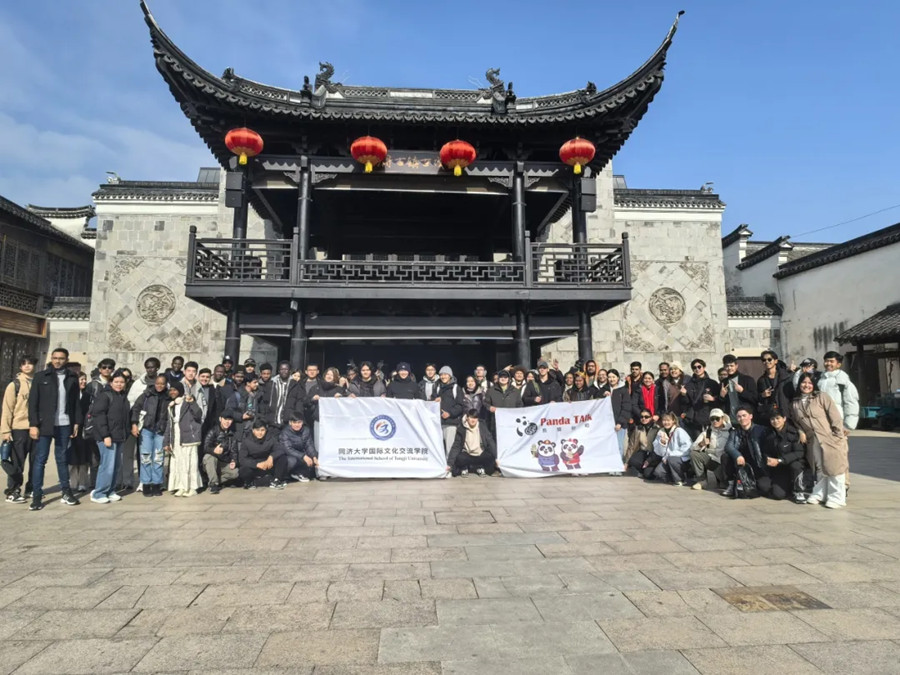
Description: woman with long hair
792,372,848,508
68,372,92,493
462,375,484,419
89,370,131,504
650,412,692,485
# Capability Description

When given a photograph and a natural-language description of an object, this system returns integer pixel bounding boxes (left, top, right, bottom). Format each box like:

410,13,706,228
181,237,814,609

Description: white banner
496,398,621,478
318,398,447,478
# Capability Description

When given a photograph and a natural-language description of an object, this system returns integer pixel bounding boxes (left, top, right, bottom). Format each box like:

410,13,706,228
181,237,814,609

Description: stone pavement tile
16,583,122,610
260,563,349,582
427,532,565,548
430,557,594,580
626,589,735,617
789,639,900,674
390,547,467,562
390,524,459,536
793,561,900,583
331,599,437,628
135,583,206,609
95,585,148,609
436,598,542,624
379,625,497,663
566,650,700,675
698,610,830,646
284,581,330,604
455,523,526,535
346,563,430,581
383,580,422,601
498,575,568,597
583,553,670,571
314,665,441,675
472,577,509,598
556,573,616,593
515,521,588,533
115,608,173,637
0,585,30,609
669,536,748,552
83,550,168,567
491,620,616,659
442,656,573,674
607,538,687,554
191,582,294,607
283,537,359,552
11,568,112,588
597,615,727,652
14,637,158,675
795,582,900,609
24,608,139,639
464,545,544,561
358,536,428,549
174,565,266,584
562,530,638,543
0,640,51,675
641,568,744,591
420,578,478,600
732,547,810,566
585,570,659,592
434,510,497,525
536,542,617,558
799,544,899,564
315,548,392,563
326,580,385,602
157,606,237,636
223,602,334,632
533,592,642,622
134,631,268,671
662,551,749,569
721,564,822,586
791,607,900,640
682,645,820,675
257,629,380,667
91,567,185,586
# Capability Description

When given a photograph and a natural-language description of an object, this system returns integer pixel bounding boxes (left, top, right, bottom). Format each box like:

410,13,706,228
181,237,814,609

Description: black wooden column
572,175,593,361
224,159,249,362
290,156,312,370
512,162,530,366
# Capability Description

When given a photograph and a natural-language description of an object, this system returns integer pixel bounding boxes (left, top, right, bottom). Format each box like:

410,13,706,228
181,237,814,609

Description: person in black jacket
483,370,522,435
605,370,632,461
434,366,465,460
202,415,239,494
720,355,758,424
238,421,288,489
278,414,318,481
564,372,598,402
756,351,793,427
130,375,170,497
386,362,424,400
304,367,346,440
681,359,719,439
27,347,81,510
523,361,563,406
447,411,497,477
90,370,131,504
224,373,267,444
759,410,807,502
261,361,297,430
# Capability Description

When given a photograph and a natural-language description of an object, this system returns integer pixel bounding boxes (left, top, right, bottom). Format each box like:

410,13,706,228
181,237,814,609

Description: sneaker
317,475,330,481
691,482,704,491
136,483,143,492
28,499,43,511
60,490,80,506
182,490,197,498
793,492,806,503
90,494,110,504
824,501,844,509
723,481,736,497
209,484,221,495
460,468,469,476
107,493,122,502
6,491,26,504
298,475,310,483
243,483,257,490
76,485,88,493
475,467,486,477
806,496,822,505
172,490,184,498
674,481,684,487
269,479,285,490
24,491,32,500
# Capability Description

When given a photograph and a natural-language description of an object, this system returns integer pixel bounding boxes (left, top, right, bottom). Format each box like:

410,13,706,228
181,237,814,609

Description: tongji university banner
496,398,621,477
318,398,447,478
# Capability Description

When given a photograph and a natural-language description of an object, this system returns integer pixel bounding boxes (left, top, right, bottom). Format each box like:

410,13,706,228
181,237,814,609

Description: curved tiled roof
92,180,219,202
721,224,752,248
837,303,900,345
45,297,92,320
27,205,96,219
736,236,791,270
727,296,783,318
0,196,94,254
614,188,725,210
774,222,900,279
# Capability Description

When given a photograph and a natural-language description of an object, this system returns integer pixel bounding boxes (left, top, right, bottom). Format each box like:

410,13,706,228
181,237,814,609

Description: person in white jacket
689,408,732,490
651,412,693,485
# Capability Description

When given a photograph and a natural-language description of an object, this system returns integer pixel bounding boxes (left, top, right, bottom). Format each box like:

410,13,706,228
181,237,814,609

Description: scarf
641,384,656,416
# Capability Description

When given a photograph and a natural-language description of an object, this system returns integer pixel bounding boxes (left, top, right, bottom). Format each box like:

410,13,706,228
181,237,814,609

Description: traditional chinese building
130,2,700,372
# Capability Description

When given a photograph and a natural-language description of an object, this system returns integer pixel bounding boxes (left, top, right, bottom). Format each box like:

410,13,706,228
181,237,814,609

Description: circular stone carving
136,284,176,324
648,287,686,326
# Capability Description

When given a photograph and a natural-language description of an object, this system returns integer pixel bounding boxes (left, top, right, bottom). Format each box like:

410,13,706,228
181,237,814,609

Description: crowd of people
1,346,859,511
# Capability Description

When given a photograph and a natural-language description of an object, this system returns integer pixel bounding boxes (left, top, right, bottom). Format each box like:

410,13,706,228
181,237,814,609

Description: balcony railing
188,230,630,290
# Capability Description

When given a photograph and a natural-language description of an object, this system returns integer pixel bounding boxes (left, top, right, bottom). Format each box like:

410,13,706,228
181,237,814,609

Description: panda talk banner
495,398,621,477
318,398,447,478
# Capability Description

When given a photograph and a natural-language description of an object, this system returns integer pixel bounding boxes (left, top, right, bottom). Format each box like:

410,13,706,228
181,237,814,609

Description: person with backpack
721,406,767,498
130,375,170,497
89,370,131,504
433,366,465,460
1,355,36,504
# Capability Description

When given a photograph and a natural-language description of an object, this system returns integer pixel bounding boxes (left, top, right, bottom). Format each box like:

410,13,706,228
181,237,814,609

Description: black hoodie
386,374,425,400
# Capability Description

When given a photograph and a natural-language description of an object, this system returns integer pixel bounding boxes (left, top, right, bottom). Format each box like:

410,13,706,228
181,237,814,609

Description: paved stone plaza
0,433,898,674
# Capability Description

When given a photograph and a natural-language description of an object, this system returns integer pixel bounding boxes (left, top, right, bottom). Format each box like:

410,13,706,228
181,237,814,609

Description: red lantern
559,137,595,175
350,136,388,173
225,127,264,165
440,140,476,177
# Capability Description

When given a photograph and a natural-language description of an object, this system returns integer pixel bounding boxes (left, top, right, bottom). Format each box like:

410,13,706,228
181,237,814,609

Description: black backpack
82,389,110,441
734,464,759,499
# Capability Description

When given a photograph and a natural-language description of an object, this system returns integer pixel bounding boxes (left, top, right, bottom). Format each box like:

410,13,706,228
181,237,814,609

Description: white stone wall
723,318,782,358
776,243,900,364
540,165,729,372
87,182,277,370
737,251,786,298
46,319,91,368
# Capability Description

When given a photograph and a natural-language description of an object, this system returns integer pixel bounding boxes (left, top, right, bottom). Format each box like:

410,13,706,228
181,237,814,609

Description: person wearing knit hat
168,381,185,398
386,362,424,400
439,366,453,377
436,365,465,460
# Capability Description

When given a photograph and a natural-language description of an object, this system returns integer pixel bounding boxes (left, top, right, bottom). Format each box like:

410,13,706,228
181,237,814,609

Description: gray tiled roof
0,196,95,253
93,180,219,202
45,296,92,320
775,222,900,279
727,296,783,318
614,189,725,210
837,303,900,345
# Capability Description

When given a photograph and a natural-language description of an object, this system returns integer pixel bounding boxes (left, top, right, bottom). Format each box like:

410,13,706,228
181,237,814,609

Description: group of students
1,346,859,510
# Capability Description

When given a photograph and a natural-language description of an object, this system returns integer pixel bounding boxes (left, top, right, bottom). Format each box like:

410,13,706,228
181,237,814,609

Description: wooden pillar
224,308,241,364
224,159,250,363
856,342,866,407
572,174,592,360
290,306,308,371
295,156,312,260
515,304,530,368
511,162,526,262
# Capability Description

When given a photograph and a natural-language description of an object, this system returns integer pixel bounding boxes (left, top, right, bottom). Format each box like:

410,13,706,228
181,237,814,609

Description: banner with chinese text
318,398,447,478
495,398,621,477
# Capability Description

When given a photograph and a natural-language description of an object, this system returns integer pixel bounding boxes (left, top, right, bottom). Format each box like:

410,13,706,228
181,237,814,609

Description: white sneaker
107,493,122,502
90,494,110,504
691,482,703,491
806,496,822,505
298,475,310,483
475,467,486,476
824,501,844,509
460,469,469,476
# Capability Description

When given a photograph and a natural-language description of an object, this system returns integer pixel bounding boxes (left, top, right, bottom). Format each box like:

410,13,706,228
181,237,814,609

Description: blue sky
1,0,898,243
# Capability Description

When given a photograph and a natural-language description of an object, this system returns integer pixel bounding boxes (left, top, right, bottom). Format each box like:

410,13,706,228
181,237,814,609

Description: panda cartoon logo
530,439,560,472
559,438,585,470
516,417,539,437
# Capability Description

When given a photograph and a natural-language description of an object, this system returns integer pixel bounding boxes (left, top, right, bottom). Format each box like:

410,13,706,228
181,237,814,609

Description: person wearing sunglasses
756,350,792,427
720,355,757,424
626,408,661,477
688,408,731,490
681,359,719,439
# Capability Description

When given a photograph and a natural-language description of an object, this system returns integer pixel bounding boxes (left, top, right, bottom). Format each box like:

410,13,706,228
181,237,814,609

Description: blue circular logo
370,415,397,440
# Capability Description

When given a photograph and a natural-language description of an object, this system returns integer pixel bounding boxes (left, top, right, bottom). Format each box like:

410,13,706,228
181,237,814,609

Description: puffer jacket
564,385,597,402
130,386,169,436
239,433,277,468
484,384,522,410
434,379,465,427
387,374,424,400
724,424,767,469
278,424,317,461
163,399,203,447
816,369,860,430
92,389,131,443
609,386,632,427
690,416,732,461
652,425,693,460
203,424,237,465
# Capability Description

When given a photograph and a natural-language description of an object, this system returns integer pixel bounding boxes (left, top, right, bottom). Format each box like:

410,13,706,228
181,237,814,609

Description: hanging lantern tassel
225,127,264,166
440,140,477,178
559,137,596,176
350,136,388,174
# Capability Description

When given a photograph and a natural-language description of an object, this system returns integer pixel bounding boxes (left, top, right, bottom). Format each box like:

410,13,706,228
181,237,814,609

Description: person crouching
278,414,319,482
239,420,288,490
447,409,497,477
202,415,239,494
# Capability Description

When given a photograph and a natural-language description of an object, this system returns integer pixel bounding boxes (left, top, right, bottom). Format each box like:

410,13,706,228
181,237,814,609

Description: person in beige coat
791,372,848,509
1,356,36,503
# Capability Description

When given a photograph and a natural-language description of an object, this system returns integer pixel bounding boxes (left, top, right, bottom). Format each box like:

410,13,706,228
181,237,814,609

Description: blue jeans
616,428,627,460
31,425,71,498
139,429,165,485
92,440,122,499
